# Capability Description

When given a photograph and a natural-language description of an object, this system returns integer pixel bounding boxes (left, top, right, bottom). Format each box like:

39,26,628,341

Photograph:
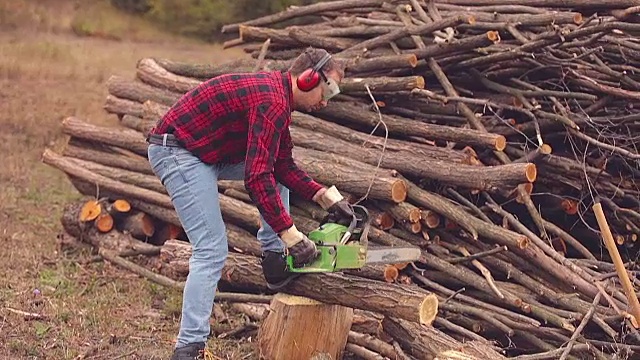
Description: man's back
151,70,292,164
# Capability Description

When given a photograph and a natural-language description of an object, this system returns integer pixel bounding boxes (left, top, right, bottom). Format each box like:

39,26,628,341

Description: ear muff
296,52,332,92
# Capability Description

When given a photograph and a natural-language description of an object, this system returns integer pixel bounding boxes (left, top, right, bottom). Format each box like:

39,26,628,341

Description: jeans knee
191,238,228,265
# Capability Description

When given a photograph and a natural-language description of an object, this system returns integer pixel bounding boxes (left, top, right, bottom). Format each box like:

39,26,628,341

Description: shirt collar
283,71,293,113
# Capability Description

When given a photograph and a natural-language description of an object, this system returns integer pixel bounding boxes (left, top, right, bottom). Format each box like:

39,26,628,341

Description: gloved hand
279,224,320,267
313,186,354,224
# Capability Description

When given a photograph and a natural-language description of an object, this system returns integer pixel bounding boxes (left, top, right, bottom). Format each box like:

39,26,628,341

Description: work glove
313,186,354,224
279,224,320,267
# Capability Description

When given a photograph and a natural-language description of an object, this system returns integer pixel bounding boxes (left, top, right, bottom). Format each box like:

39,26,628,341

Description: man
146,47,353,360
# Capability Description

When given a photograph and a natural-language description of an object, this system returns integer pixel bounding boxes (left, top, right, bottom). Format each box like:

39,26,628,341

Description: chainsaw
285,204,422,273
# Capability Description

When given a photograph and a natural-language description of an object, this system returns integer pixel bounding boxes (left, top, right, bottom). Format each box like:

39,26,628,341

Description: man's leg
148,144,227,354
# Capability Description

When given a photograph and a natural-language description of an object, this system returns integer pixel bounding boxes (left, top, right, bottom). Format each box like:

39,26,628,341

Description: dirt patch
0,1,256,358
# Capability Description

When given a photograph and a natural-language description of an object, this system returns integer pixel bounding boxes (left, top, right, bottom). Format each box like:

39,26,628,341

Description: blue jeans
147,143,289,347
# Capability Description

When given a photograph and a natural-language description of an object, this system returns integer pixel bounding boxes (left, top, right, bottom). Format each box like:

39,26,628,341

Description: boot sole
266,273,301,290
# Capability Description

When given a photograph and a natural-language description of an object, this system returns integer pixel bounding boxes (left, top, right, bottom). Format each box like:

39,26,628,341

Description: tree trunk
117,210,156,240
61,199,159,254
382,317,507,360
106,75,181,106
312,101,506,151
293,147,407,203
63,138,155,175
45,149,263,233
291,126,536,191
136,57,201,94
290,112,474,165
257,293,354,360
103,95,144,118
159,241,438,325
62,116,148,156
340,75,426,93
153,57,289,80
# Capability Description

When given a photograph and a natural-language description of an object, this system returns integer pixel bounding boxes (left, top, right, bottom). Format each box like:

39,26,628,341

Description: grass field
0,1,256,358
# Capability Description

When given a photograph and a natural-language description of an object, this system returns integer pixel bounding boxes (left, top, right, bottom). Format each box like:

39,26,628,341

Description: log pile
42,0,640,359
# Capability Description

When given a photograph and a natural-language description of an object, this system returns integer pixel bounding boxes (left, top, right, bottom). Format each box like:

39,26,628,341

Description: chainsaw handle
349,204,370,249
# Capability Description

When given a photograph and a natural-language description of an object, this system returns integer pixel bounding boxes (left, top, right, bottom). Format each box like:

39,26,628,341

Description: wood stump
258,293,354,360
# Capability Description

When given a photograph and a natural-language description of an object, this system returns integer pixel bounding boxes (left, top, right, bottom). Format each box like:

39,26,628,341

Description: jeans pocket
147,144,170,180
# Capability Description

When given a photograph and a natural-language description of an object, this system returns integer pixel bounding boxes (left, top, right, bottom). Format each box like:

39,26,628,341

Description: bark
382,317,507,360
44,150,263,233
61,199,159,254
120,115,155,135
257,293,354,360
431,0,638,8
238,25,360,51
106,75,181,106
312,101,506,151
165,247,440,325
220,0,389,33
293,147,408,203
407,32,497,60
117,210,155,240
340,75,425,93
62,116,148,157
291,126,536,191
136,57,201,94
291,111,474,164
103,95,144,118
153,57,289,79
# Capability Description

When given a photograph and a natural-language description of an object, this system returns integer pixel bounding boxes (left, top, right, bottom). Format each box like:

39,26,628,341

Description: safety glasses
320,72,341,101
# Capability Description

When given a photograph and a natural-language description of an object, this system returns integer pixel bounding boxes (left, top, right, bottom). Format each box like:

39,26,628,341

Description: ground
0,1,258,358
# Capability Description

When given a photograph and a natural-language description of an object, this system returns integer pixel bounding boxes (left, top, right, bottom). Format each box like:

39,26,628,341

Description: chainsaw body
285,204,370,273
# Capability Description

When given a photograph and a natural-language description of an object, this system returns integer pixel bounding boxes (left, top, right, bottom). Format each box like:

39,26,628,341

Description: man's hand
279,225,320,267
313,186,354,224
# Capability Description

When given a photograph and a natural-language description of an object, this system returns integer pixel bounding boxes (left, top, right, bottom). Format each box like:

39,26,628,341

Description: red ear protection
296,52,332,92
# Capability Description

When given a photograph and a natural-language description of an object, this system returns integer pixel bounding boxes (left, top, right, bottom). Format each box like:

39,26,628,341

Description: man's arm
273,127,324,201
274,128,354,222
244,101,295,235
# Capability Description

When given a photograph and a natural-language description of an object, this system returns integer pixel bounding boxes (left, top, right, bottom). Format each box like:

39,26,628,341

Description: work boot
169,342,212,360
261,251,300,290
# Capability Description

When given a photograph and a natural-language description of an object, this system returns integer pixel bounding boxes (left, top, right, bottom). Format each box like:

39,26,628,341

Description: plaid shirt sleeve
244,101,323,234
274,127,324,200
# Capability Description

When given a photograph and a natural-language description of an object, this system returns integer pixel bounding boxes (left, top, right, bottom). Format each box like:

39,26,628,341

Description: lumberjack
145,47,354,360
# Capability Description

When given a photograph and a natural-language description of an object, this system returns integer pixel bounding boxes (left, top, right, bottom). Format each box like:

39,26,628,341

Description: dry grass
0,1,258,358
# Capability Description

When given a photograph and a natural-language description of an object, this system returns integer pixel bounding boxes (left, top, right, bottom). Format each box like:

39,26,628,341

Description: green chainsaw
285,204,422,273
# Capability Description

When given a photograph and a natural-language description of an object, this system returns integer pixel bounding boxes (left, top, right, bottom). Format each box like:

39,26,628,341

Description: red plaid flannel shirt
149,71,324,233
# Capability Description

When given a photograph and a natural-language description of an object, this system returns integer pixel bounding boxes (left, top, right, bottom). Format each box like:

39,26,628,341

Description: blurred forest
110,0,322,40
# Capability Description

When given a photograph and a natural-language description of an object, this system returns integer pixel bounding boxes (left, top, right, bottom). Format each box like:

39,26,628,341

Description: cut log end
80,199,101,222
258,293,354,360
408,54,418,68
517,236,530,249
113,199,131,213
384,265,399,282
494,135,507,151
540,143,553,155
487,30,500,42
573,13,584,24
525,163,537,182
416,76,425,89
421,210,441,229
419,294,439,326
95,213,114,233
391,181,408,203
409,221,422,234
561,199,578,215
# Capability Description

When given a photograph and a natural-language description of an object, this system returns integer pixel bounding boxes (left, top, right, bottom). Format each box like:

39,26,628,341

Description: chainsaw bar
365,246,422,265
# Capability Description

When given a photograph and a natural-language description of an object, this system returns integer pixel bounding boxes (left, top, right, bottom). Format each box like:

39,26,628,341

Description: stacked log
42,1,640,359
